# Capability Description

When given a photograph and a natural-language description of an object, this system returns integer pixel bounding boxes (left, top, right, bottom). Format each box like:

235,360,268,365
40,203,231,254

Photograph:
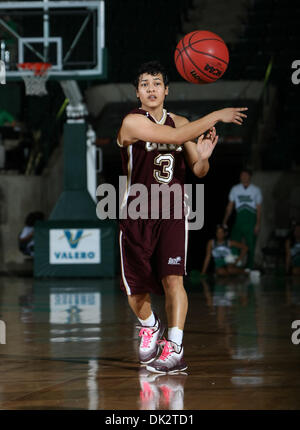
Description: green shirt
0,110,15,126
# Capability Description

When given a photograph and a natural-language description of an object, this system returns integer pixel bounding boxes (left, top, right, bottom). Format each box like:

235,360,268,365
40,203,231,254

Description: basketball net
18,62,52,96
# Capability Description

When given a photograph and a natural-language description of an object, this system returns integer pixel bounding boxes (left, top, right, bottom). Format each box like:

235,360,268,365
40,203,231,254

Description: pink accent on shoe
157,339,173,361
139,327,155,349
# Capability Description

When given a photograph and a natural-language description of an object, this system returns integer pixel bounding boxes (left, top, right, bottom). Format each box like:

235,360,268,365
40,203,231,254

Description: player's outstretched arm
119,107,247,147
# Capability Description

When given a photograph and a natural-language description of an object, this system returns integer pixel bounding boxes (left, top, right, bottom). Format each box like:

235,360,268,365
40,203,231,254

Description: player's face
216,227,225,240
136,73,168,109
240,171,251,186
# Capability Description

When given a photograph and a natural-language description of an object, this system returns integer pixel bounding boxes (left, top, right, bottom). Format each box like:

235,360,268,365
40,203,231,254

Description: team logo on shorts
168,256,181,265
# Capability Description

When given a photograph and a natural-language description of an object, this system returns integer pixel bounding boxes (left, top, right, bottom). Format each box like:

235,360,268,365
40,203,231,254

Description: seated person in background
19,211,44,257
201,225,248,276
285,223,300,276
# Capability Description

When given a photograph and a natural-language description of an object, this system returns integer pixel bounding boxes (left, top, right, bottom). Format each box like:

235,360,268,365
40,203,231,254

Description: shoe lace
139,327,154,348
157,339,173,361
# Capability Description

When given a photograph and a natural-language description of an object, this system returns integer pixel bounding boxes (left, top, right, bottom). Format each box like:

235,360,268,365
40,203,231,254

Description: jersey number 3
153,154,174,184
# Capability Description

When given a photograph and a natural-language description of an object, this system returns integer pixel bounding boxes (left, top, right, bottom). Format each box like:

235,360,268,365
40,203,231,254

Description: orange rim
18,62,52,76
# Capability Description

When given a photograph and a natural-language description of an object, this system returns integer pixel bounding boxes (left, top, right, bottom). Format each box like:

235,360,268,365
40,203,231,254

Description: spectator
201,225,248,276
19,211,44,257
285,223,300,276
222,168,262,269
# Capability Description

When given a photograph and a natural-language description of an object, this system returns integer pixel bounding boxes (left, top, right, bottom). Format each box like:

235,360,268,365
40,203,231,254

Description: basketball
174,30,229,84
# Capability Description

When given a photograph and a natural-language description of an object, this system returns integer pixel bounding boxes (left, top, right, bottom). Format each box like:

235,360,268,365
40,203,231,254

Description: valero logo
49,228,100,264
63,229,85,248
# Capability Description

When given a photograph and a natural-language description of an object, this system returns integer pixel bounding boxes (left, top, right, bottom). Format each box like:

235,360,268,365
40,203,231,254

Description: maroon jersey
118,108,186,219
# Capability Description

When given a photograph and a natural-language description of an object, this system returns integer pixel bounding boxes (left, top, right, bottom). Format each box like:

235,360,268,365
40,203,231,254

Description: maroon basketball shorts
119,217,188,296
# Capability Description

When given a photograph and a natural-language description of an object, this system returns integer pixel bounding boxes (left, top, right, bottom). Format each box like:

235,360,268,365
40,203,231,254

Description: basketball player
222,168,262,269
201,225,248,276
117,61,247,374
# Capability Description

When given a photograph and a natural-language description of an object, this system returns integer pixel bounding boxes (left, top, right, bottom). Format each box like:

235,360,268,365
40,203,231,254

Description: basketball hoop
18,62,52,96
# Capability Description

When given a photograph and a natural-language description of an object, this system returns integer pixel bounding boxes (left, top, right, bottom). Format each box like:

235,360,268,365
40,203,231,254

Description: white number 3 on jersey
153,154,175,184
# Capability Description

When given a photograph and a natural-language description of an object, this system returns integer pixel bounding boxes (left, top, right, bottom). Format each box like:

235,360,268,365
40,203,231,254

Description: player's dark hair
133,61,169,89
215,224,228,236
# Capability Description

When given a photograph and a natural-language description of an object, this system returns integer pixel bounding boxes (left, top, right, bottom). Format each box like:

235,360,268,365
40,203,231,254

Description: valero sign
49,229,101,264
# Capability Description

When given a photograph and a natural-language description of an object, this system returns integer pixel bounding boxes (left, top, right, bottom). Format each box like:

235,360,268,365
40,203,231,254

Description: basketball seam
175,48,181,64
188,47,228,65
175,30,200,63
175,39,191,82
189,32,227,45
181,35,215,82
190,37,226,43
188,33,228,66
179,38,191,82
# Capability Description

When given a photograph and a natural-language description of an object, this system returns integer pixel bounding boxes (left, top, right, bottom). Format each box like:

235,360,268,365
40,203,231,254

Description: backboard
0,1,106,81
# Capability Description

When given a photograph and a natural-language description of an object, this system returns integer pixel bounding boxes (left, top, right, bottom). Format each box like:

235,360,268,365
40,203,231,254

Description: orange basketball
174,30,229,84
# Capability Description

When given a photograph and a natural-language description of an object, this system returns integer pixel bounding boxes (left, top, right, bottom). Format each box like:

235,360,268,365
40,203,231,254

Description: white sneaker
146,339,187,374
138,314,165,365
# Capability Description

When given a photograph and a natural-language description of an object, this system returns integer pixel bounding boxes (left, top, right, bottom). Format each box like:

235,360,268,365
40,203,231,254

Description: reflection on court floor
139,368,188,410
0,275,300,410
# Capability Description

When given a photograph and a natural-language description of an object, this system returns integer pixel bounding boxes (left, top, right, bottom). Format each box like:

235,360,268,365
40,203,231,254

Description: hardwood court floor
0,274,300,410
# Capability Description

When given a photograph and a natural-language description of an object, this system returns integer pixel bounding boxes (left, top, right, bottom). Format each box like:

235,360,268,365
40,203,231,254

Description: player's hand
196,127,219,160
254,223,260,235
219,107,248,125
